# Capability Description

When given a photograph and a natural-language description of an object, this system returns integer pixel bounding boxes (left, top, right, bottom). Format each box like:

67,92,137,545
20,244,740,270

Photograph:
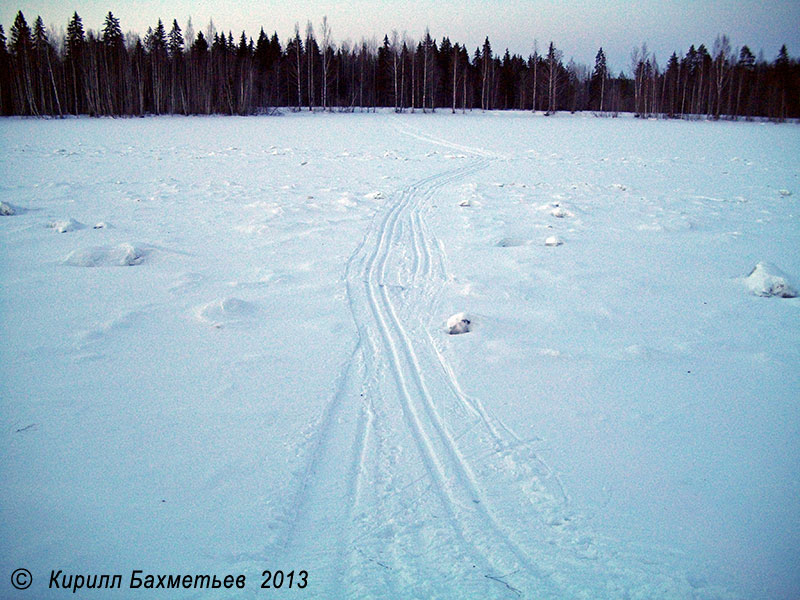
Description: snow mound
744,262,798,298
550,206,573,218
458,198,471,207
63,243,146,267
49,218,85,233
496,237,526,247
195,297,257,327
545,235,564,246
1,201,19,215
93,221,112,229
364,191,385,200
337,194,357,208
778,189,792,197
446,312,471,335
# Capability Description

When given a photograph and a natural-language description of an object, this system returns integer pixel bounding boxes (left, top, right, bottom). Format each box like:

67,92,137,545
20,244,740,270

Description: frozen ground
1,112,798,599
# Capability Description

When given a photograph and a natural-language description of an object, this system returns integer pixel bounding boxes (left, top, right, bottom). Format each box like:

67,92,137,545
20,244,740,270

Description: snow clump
49,218,84,233
1,201,17,215
744,262,797,298
195,297,257,328
447,312,471,335
63,243,146,267
545,236,563,246
550,206,573,218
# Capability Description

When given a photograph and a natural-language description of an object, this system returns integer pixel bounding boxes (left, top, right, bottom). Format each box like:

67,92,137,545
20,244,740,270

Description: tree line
2,10,798,119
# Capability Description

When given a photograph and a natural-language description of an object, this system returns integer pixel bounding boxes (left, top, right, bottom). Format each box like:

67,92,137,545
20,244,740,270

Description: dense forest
2,10,798,119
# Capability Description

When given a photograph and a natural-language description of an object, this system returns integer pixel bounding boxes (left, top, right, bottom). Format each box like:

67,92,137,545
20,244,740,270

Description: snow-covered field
1,112,798,599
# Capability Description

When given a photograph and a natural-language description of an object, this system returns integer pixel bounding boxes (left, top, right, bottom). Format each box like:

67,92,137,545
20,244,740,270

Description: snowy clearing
1,112,799,600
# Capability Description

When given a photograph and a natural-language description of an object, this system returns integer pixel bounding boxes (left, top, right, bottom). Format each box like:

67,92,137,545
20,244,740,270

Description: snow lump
49,218,85,233
744,262,798,298
550,206,573,218
447,312,471,335
63,243,146,267
545,235,563,246
195,297,257,328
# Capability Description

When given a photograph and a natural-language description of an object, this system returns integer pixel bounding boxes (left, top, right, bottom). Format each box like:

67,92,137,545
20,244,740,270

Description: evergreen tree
66,12,86,114
734,45,755,118
545,41,562,114
101,12,125,115
168,20,186,113
10,11,36,114
664,52,679,116
168,20,184,57
480,37,493,109
773,44,790,120
589,47,607,111
33,16,61,116
102,12,123,49
0,25,10,114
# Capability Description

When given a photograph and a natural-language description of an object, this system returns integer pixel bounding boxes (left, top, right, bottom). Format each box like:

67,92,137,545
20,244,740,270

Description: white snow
744,262,798,298
49,217,84,233
195,297,258,327
550,206,573,218
545,235,564,246
63,243,146,267
495,237,526,247
1,112,798,600
446,312,472,334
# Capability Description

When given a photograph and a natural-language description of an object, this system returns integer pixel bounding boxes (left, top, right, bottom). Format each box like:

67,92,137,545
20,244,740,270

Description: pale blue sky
2,0,798,73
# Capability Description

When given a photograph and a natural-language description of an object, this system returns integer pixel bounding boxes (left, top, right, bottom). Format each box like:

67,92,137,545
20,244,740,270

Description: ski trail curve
265,120,692,599
339,133,572,596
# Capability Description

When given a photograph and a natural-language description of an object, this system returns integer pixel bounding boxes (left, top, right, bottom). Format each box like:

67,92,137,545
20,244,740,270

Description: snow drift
195,297,257,327
63,243,146,267
49,218,84,233
744,262,798,298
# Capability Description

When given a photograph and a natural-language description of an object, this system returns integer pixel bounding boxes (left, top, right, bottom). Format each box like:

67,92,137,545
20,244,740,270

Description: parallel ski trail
344,144,571,595
276,123,611,598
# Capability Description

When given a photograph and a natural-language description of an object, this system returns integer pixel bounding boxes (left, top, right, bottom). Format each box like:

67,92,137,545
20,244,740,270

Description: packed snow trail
265,123,703,599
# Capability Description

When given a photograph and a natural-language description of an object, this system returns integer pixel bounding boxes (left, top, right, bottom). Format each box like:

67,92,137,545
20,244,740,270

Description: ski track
267,121,691,599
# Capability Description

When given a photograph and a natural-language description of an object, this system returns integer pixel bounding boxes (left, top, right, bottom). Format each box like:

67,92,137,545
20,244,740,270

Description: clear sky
2,0,798,74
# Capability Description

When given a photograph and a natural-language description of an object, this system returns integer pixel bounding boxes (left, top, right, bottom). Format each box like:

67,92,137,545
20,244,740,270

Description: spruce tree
0,25,9,114
168,20,184,58
66,12,85,114
590,47,607,111
10,11,36,114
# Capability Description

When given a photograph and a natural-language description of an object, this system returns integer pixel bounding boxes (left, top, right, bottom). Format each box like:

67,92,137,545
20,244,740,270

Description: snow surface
1,112,799,600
